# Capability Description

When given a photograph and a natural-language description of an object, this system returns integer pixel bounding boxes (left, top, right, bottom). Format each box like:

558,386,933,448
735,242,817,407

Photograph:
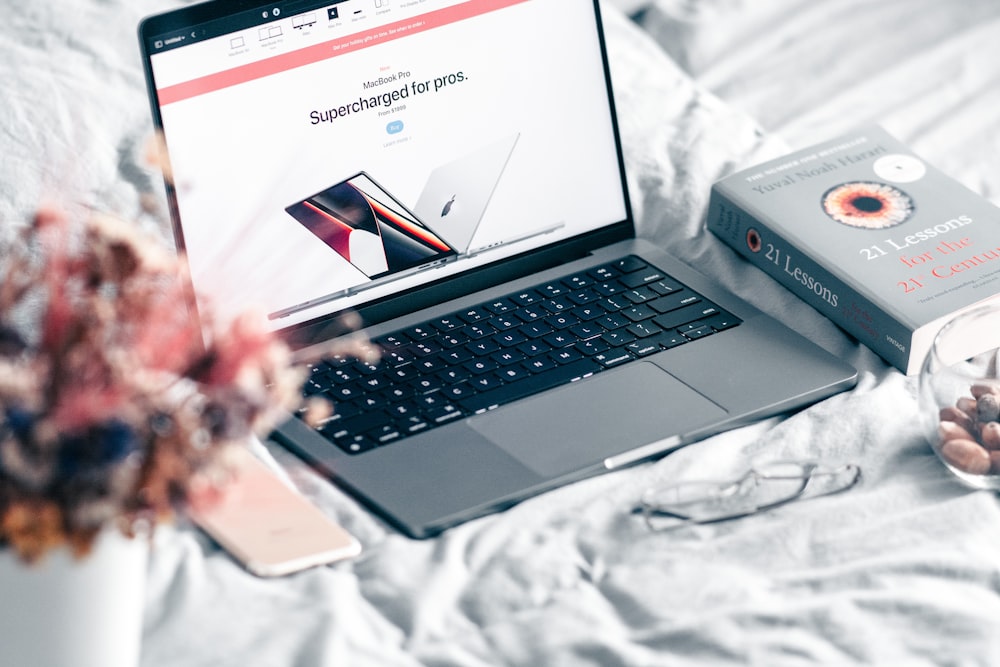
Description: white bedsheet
4,1,1000,664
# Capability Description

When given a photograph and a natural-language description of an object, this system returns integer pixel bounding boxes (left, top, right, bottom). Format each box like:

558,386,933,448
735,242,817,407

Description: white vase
0,528,149,667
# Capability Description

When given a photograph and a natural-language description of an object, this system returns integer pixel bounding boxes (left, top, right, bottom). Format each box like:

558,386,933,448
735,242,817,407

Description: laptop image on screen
413,133,520,254
285,171,457,280
139,0,857,538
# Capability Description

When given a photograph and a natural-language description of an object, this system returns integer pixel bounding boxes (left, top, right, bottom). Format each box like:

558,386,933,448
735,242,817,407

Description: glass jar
919,304,1000,489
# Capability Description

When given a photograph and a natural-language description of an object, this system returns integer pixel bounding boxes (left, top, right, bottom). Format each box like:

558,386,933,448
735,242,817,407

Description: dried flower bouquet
0,204,358,563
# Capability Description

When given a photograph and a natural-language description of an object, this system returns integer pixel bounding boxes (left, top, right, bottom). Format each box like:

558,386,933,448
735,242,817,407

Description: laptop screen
141,0,629,331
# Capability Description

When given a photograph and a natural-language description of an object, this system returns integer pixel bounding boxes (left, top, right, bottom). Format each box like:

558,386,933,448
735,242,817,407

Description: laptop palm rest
469,361,727,478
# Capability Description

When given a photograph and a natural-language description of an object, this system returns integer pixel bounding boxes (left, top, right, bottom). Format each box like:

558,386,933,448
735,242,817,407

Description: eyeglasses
635,460,861,531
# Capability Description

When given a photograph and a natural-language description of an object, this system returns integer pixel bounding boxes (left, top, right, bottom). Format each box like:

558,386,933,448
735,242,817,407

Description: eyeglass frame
634,460,862,530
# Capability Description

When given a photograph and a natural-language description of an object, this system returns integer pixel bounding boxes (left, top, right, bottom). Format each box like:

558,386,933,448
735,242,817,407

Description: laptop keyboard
300,255,741,454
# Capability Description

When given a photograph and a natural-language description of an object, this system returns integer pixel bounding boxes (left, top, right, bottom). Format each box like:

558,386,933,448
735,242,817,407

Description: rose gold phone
189,448,361,577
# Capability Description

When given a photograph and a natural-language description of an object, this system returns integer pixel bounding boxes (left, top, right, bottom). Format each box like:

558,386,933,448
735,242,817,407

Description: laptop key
518,340,551,357
438,367,472,384
572,304,606,320
370,425,404,445
654,331,688,349
683,326,715,340
432,316,463,331
428,405,464,424
458,307,490,323
576,339,609,356
329,384,363,401
598,313,629,330
335,435,378,455
620,269,666,289
652,303,718,331
510,290,541,306
496,331,527,347
538,282,567,298
627,321,662,338
626,340,661,357
649,278,683,296
438,332,469,348
624,286,657,303
489,315,520,331
649,291,697,314
470,374,504,391
593,350,634,367
623,305,657,322
523,356,558,374
466,338,501,355
387,401,419,418
465,358,499,375
704,313,742,331
544,331,575,348
400,415,431,434
374,333,408,349
492,349,526,366
442,383,476,400
440,348,475,365
495,365,530,383
544,313,576,330
486,298,516,314
613,256,647,273
323,411,392,439
563,272,594,289
311,401,361,427
465,323,496,339
404,325,436,341
550,348,583,364
303,378,328,395
601,330,636,347
411,376,445,394
569,322,602,339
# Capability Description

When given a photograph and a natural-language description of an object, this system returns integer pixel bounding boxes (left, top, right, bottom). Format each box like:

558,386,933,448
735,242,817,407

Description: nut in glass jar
920,305,1000,490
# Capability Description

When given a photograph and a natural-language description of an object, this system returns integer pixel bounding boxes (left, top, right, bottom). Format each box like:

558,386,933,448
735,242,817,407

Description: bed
5,0,1000,664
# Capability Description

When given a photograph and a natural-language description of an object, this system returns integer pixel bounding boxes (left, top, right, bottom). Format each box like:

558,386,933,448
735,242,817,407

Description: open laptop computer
139,0,857,538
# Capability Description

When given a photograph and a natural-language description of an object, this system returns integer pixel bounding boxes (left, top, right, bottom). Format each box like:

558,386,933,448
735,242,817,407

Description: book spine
706,186,914,373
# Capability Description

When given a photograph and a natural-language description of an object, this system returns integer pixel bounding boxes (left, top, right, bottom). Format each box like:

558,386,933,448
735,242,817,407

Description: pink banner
158,0,528,105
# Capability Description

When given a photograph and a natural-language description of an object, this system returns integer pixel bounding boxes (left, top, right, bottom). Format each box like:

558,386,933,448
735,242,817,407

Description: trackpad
469,361,727,478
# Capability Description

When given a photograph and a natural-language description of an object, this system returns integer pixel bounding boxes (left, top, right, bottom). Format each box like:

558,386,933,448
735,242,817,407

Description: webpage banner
151,0,625,328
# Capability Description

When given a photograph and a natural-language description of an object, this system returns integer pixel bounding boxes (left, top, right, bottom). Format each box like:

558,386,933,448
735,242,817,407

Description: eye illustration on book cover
821,181,915,229
286,172,456,279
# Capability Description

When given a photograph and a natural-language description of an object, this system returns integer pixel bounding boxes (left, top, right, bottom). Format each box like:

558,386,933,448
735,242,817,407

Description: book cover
707,124,1000,374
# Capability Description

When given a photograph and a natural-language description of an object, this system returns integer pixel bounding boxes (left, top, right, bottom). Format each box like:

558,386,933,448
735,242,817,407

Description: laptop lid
138,0,631,341
413,132,519,254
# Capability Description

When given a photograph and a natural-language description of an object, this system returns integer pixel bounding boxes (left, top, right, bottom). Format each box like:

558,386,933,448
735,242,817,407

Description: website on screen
149,0,625,328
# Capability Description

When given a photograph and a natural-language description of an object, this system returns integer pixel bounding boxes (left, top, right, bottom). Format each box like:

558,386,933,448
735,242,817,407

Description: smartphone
189,448,361,577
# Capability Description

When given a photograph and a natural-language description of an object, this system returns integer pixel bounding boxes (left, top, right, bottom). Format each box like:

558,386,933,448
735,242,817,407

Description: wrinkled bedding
5,1,1000,664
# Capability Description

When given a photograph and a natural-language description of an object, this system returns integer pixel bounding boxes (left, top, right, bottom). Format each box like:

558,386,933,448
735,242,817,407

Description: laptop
285,171,458,280
139,0,857,538
413,133,520,254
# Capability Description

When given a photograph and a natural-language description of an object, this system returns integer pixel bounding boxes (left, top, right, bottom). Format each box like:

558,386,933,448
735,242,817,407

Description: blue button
386,121,404,134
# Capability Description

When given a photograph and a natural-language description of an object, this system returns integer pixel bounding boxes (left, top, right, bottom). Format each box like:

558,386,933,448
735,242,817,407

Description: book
707,124,1000,375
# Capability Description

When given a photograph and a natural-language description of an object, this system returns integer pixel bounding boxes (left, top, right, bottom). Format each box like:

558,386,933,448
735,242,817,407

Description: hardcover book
707,124,1000,374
